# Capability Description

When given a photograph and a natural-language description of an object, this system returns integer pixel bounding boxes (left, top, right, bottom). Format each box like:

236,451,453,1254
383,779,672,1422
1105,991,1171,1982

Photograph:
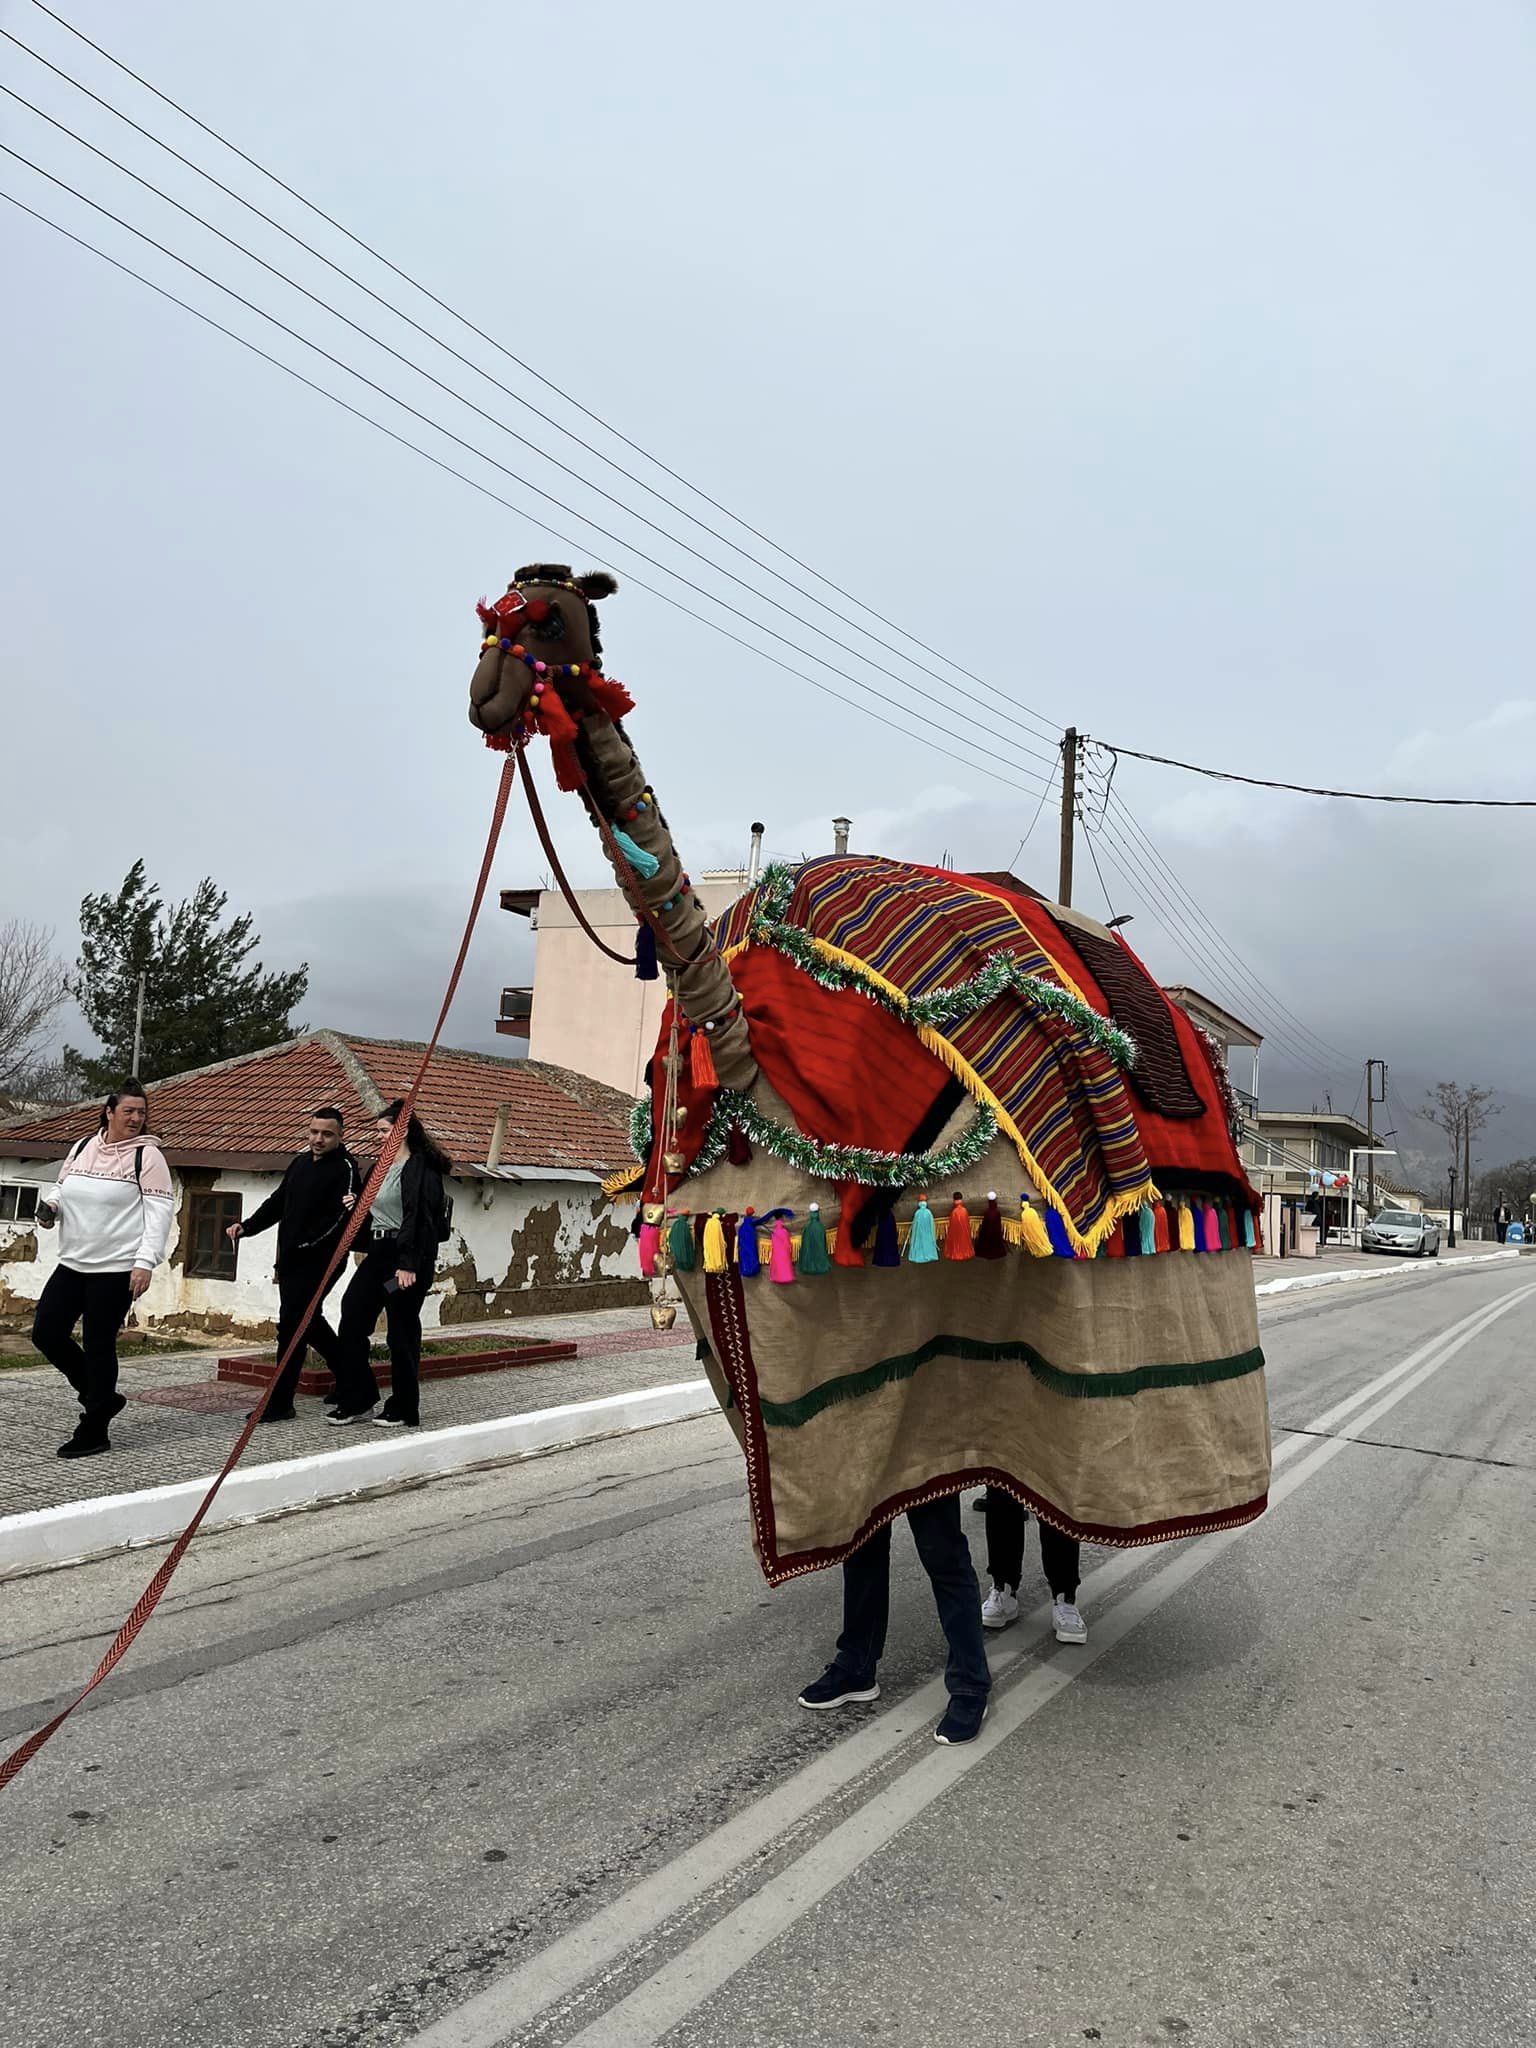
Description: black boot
58,1417,111,1459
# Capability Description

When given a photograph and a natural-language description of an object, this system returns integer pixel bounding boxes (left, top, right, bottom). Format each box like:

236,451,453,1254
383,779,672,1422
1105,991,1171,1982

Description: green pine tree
66,860,309,1090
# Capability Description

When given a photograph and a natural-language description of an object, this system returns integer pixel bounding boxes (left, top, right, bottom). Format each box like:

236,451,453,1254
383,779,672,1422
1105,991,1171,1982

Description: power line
0,184,1052,810
1098,781,1359,1071
0,79,1060,780
13,1,1065,749
0,143,1056,798
1095,740,1536,809
1087,817,1342,1084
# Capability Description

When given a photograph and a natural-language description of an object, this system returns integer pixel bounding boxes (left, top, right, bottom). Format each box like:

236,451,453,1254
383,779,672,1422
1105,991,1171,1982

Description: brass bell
663,1150,687,1173
650,1299,679,1331
641,1202,666,1226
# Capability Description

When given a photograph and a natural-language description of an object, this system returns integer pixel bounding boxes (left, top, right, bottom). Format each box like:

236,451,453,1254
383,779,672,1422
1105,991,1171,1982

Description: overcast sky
3,0,1533,1177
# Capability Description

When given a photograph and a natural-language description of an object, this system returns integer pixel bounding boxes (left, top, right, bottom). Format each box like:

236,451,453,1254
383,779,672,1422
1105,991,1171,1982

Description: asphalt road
1,1262,1532,2048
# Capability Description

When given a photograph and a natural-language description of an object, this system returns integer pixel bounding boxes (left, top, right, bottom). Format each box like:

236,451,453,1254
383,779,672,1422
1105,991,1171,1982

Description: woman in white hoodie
33,1080,176,1459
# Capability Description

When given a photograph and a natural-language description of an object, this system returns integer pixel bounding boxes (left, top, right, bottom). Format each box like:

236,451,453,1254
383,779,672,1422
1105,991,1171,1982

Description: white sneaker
981,1582,1020,1630
1052,1599,1088,1644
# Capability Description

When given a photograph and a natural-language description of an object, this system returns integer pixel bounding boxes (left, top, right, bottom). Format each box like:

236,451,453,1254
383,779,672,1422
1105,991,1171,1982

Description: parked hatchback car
1361,1208,1441,1258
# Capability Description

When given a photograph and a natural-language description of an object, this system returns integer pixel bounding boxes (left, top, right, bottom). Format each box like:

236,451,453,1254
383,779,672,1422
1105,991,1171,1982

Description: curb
0,1378,717,1578
1254,1248,1518,1297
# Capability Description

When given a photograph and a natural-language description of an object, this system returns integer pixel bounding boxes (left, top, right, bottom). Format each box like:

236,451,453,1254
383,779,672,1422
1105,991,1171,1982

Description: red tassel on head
690,1027,718,1091
587,675,636,721
943,1194,975,1260
1153,1202,1172,1254
975,1192,1007,1259
833,1182,867,1266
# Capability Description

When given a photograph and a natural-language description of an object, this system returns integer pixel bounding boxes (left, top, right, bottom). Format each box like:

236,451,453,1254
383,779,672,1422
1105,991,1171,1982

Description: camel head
468,563,619,742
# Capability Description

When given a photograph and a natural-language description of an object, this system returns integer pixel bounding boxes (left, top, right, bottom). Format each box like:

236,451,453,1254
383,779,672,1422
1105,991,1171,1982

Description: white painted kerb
0,1379,717,1577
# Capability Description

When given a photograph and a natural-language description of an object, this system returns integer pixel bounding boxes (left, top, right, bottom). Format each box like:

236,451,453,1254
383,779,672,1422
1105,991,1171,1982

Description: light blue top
373,1153,407,1234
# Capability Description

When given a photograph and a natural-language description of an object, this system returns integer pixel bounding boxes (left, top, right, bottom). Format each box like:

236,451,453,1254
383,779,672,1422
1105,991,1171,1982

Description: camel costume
471,568,1269,1585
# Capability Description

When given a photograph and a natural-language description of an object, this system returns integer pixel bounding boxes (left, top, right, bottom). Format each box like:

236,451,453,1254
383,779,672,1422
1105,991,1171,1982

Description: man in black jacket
228,1107,361,1421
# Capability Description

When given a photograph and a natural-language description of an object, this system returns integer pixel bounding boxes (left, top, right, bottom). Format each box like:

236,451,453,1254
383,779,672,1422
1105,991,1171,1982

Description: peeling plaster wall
0,1159,639,1334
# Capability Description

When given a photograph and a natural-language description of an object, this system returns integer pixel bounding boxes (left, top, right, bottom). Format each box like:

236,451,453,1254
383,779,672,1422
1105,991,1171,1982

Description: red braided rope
0,755,517,1794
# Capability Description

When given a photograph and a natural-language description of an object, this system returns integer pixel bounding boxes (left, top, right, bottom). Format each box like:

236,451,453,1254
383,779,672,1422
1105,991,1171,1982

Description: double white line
410,1279,1536,2048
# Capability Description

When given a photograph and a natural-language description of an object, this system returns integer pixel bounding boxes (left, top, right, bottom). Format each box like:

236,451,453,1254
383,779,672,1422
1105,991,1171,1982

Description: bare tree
1419,1081,1500,1210
0,920,69,1092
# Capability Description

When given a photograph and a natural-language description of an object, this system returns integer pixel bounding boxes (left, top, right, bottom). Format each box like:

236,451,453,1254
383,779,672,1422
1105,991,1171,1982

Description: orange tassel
833,1182,867,1266
690,1027,718,1090
587,675,636,721
943,1194,975,1260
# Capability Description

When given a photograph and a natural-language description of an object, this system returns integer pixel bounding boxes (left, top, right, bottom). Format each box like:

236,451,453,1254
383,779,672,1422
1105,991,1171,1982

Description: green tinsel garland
699,1087,997,1190
629,1096,654,1163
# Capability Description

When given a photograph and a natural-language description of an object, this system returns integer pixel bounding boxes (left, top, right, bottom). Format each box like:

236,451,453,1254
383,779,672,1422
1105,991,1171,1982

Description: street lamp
1448,1165,1458,1249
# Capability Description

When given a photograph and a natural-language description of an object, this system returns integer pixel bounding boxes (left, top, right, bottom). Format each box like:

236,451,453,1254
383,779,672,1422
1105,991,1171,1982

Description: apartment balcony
496,986,532,1039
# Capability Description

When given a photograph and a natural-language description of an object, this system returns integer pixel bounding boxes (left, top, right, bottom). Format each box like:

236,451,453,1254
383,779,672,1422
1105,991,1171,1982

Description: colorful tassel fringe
668,1213,696,1272
1241,1209,1256,1250
690,1028,718,1091
833,1183,866,1267
702,1212,728,1274
798,1204,832,1275
1138,1204,1158,1257
975,1192,1007,1260
737,1210,761,1276
907,1199,938,1263
1018,1201,1054,1258
768,1217,795,1283
634,923,658,982
873,1209,902,1267
1177,1203,1196,1253
1045,1207,1075,1259
613,827,660,879
638,1222,660,1278
943,1194,975,1261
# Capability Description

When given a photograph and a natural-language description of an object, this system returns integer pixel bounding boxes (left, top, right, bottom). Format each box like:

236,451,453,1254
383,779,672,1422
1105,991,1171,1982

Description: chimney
748,821,766,884
833,816,852,856
487,1100,511,1172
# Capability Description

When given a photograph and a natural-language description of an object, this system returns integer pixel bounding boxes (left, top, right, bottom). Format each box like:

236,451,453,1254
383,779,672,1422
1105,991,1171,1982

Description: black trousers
333,1242,431,1422
32,1265,134,1422
268,1252,345,1410
835,1497,992,1701
984,1490,1081,1600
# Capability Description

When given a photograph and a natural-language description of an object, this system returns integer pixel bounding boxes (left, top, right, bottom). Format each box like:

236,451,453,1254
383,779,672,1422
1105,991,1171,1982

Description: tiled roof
0,1032,637,1177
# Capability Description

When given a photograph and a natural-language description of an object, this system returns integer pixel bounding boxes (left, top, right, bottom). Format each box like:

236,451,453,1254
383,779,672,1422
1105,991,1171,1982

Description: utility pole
1462,1109,1472,1238
1058,727,1078,907
1365,1058,1387,1213
130,970,147,1079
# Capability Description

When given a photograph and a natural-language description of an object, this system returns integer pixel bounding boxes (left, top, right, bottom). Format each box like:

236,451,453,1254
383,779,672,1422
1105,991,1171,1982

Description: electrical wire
1098,780,1359,1072
0,80,1060,779
14,1,1067,748
1095,740,1535,808
0,184,1051,808
0,146,1057,798
1086,821,1342,1085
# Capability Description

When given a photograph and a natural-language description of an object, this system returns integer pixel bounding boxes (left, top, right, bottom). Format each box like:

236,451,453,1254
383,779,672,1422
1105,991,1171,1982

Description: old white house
0,1031,642,1339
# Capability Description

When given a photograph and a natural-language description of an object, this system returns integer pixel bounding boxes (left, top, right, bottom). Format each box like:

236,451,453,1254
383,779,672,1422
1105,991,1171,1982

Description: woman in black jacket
330,1102,452,1429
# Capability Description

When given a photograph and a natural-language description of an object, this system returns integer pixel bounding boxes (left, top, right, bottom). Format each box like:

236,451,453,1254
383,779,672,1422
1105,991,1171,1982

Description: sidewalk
1252,1240,1514,1284
0,1306,696,1523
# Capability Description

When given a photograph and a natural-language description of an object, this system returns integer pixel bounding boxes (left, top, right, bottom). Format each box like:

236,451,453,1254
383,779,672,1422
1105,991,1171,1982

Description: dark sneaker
372,1413,407,1429
105,1392,128,1423
797,1666,880,1711
327,1405,376,1427
58,1425,110,1460
251,1406,297,1424
935,1696,989,1745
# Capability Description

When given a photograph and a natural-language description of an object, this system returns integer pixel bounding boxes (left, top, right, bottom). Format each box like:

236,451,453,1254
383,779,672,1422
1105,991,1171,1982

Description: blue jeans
834,1496,991,1701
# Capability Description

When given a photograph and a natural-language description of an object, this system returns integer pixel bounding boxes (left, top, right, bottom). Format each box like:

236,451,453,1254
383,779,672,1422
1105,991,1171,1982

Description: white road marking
407,1278,1536,2048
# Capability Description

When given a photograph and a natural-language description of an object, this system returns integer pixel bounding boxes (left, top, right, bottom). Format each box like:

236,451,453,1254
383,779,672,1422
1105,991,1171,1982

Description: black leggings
333,1244,431,1422
984,1490,1081,1600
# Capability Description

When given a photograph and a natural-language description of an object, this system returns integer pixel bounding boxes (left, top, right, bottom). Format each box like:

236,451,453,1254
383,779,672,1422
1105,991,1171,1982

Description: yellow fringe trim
793,932,1150,1255
602,1162,645,1201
